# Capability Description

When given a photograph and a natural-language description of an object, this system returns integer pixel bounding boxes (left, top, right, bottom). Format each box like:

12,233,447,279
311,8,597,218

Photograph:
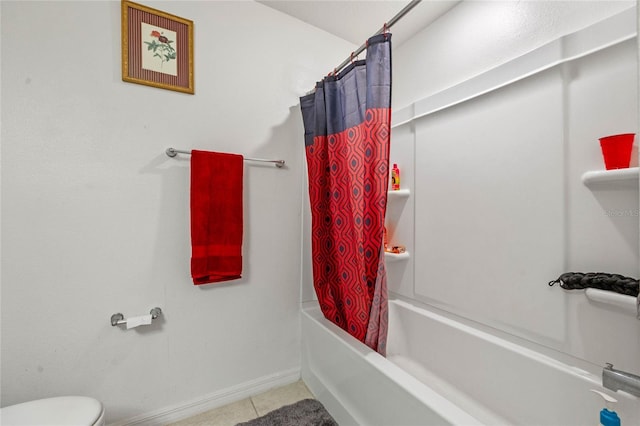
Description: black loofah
548,272,639,297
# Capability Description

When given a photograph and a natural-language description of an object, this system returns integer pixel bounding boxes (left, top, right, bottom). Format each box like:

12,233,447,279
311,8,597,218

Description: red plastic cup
599,133,635,170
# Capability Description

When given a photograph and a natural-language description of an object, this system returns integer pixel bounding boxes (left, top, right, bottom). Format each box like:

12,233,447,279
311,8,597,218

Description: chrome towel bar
165,148,285,168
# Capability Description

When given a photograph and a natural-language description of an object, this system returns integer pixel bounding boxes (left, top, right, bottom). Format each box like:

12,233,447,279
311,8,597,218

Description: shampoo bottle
591,389,621,426
383,226,388,251
391,163,400,190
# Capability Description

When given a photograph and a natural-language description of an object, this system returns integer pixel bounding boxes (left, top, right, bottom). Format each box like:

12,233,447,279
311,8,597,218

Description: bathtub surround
392,2,639,370
300,1,639,424
1,1,355,424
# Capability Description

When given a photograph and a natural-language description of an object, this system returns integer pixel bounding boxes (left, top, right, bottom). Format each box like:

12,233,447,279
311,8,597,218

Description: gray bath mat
236,398,338,426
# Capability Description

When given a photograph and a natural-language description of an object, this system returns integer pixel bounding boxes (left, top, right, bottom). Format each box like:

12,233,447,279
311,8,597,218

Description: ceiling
257,1,460,48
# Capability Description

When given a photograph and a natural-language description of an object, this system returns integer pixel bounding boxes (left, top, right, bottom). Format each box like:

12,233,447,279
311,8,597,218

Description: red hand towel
190,150,244,285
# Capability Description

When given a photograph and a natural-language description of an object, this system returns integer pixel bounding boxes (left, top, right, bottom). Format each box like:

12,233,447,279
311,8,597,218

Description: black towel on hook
548,272,639,297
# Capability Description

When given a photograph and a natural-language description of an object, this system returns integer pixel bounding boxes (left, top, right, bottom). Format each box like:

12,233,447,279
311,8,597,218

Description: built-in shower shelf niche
384,251,410,262
385,188,411,263
581,167,639,188
387,188,410,199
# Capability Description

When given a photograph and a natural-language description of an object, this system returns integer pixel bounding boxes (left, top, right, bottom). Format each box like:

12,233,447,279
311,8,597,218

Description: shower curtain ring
350,52,355,64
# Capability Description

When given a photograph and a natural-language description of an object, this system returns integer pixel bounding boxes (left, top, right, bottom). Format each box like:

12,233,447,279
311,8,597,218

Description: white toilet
0,396,105,426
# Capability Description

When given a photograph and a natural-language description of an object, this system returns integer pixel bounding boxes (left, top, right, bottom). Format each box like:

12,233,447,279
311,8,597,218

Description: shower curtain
300,34,391,355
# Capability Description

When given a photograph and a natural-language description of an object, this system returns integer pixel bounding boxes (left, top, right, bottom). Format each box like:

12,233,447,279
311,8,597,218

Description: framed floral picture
121,0,194,94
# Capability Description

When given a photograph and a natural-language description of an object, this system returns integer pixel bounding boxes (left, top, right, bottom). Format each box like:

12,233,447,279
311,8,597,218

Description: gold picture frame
121,0,194,94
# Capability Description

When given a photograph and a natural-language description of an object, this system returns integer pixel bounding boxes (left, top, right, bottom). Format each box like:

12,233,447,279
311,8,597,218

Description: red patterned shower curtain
300,34,391,355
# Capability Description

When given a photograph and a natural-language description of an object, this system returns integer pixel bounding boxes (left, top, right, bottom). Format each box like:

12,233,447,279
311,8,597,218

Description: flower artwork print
141,22,178,76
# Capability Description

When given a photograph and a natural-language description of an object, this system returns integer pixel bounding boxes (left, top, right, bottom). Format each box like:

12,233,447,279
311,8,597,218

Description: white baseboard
108,367,301,426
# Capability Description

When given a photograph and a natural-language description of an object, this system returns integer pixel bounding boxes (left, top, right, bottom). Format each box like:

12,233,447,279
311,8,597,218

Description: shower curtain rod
331,0,422,75
165,148,285,168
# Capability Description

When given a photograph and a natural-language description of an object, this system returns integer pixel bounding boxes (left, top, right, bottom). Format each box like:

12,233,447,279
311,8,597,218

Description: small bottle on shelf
383,226,389,252
391,163,400,190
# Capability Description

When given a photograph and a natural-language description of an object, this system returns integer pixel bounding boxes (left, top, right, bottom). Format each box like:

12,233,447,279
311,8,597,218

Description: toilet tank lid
0,396,104,425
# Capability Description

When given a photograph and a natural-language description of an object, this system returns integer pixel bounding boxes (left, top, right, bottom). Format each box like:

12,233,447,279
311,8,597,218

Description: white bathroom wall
0,1,353,423
389,1,639,374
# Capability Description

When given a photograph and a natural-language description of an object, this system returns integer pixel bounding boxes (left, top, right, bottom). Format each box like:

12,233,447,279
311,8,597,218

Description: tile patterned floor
167,380,315,426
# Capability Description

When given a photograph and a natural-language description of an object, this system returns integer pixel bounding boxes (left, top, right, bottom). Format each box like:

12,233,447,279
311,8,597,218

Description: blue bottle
591,389,621,426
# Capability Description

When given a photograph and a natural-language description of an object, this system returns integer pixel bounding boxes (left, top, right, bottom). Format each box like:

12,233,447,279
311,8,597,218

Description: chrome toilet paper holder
111,307,162,326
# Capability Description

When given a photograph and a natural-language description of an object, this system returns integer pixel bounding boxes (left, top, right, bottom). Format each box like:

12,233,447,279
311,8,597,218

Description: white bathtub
301,298,640,425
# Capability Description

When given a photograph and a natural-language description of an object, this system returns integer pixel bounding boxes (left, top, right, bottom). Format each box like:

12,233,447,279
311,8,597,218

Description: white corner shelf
384,251,410,262
581,167,639,188
387,188,410,199
585,288,638,316
386,188,410,263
